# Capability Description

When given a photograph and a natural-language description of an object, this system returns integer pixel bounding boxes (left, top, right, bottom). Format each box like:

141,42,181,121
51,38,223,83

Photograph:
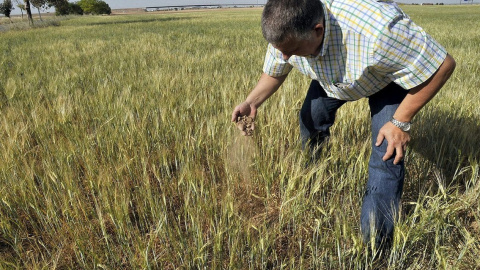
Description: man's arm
231,73,288,135
376,54,456,164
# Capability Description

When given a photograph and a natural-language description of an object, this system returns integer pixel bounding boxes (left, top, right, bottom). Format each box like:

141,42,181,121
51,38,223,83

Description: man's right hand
231,101,257,136
230,73,288,136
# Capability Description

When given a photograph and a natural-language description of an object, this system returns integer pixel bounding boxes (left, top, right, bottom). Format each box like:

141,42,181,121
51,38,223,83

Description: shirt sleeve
372,17,447,90
262,43,294,77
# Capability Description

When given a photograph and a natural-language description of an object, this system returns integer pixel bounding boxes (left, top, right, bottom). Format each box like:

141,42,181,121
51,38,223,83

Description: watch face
391,119,411,132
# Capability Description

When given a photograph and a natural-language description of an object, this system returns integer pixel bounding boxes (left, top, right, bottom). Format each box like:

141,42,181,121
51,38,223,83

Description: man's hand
231,101,257,136
375,121,411,164
230,73,288,136
377,54,455,165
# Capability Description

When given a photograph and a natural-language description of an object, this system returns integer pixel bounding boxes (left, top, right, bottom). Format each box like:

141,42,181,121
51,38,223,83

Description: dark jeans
300,80,408,247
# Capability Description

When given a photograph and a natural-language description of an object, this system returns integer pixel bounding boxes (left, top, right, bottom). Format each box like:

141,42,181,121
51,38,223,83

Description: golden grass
0,5,479,269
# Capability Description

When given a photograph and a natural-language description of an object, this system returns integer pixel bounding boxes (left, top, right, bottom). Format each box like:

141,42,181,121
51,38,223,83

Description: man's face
273,23,325,61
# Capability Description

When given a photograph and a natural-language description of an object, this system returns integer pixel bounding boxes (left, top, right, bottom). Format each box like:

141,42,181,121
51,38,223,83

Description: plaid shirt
263,0,448,100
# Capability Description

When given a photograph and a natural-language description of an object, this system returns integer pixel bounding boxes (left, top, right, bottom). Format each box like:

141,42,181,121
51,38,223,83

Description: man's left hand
376,122,410,165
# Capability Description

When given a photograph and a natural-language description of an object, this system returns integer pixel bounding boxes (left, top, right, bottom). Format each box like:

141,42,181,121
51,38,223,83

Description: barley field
0,5,479,269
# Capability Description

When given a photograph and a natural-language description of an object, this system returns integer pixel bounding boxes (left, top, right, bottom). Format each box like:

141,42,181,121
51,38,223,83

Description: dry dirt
236,115,255,136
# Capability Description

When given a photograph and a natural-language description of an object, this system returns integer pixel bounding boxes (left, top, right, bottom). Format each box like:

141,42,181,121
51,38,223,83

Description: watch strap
390,118,411,132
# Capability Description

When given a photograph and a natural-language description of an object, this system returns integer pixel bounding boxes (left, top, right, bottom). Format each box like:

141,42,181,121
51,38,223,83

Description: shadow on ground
411,110,480,184
402,109,480,212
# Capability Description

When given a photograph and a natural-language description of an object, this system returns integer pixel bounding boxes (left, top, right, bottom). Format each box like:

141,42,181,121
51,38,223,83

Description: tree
52,0,83,15
47,0,67,9
0,0,14,19
48,0,67,15
30,0,48,21
95,0,110,14
14,0,25,18
24,0,33,25
47,0,82,16
78,0,110,15
48,0,83,16
68,2,83,15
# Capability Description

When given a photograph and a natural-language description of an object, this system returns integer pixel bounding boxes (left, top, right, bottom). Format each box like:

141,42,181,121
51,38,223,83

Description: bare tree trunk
25,0,33,25
37,7,42,21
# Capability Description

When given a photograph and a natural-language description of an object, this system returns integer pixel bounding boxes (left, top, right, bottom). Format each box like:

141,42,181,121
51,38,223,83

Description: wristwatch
390,118,411,132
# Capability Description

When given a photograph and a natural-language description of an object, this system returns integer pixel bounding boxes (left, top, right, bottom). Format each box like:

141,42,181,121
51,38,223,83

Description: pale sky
7,0,479,16
103,0,475,9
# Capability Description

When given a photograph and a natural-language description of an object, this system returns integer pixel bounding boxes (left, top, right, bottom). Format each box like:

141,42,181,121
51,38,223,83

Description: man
231,0,456,248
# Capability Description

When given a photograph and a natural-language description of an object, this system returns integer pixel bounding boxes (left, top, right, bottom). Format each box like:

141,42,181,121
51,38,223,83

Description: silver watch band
390,118,411,132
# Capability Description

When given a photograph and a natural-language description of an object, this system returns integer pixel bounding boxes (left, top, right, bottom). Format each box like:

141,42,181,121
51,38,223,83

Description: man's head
262,0,325,59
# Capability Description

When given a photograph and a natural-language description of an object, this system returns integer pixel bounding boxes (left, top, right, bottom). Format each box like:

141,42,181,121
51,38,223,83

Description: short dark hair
261,0,325,45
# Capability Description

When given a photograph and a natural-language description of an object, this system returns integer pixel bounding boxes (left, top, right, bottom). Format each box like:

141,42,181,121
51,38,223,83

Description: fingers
375,131,385,147
377,130,395,161
377,123,410,164
385,145,405,164
393,145,404,165
231,102,251,122
383,140,409,164
383,143,395,162
232,101,256,136
231,110,239,122
381,143,405,164
231,105,242,122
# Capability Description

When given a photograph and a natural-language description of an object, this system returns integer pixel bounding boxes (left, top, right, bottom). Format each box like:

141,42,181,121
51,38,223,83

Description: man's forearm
245,73,288,108
393,54,456,122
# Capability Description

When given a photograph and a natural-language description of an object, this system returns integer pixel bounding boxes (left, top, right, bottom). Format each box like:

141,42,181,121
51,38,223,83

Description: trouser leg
361,83,408,247
299,80,346,154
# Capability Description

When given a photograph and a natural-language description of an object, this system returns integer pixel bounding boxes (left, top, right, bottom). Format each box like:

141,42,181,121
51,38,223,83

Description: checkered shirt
262,0,448,100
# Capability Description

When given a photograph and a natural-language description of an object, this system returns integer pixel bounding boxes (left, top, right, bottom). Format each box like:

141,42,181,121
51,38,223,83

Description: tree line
1,0,111,24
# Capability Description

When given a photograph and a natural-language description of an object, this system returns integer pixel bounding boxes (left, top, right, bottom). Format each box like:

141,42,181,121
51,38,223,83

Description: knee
299,103,313,130
369,145,405,181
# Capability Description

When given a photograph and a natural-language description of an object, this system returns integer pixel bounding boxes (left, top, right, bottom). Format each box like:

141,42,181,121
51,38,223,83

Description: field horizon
1,5,479,269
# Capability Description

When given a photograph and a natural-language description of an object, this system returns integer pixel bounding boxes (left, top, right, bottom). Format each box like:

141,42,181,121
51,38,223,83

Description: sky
9,0,268,15
107,0,268,9
96,0,476,9
7,0,479,16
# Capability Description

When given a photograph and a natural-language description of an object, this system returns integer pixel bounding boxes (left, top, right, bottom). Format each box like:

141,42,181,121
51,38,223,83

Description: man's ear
313,23,324,38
